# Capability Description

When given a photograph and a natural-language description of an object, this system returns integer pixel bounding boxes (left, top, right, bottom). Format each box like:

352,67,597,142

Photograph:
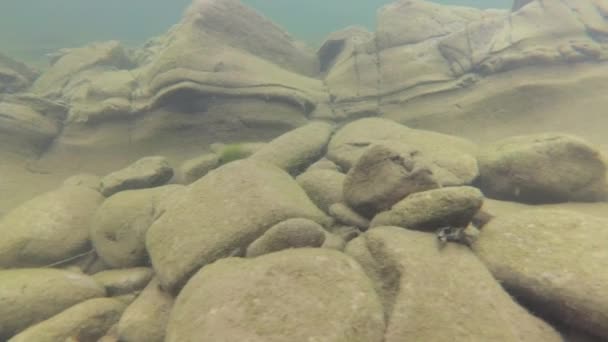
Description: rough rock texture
117,278,174,342
92,268,154,296
0,53,38,93
370,186,484,230
91,185,183,268
100,156,174,197
0,268,106,340
473,209,608,339
146,159,331,291
165,248,385,342
329,203,370,230
178,153,220,184
346,227,562,341
8,298,126,342
0,185,103,268
477,133,608,203
296,169,345,212
343,142,440,217
245,218,327,257
250,121,334,175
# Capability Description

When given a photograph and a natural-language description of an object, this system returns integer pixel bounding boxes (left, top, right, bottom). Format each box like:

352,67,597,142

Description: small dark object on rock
436,226,465,245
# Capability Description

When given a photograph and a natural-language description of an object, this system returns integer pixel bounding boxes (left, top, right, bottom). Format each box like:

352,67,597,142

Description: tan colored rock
0,268,106,340
146,159,331,291
178,153,220,184
92,267,154,296
329,203,370,230
100,156,174,197
346,227,562,341
166,248,385,342
0,52,38,93
117,277,174,342
296,169,345,212
478,133,608,203
0,185,103,268
245,218,327,257
8,298,126,342
473,209,608,339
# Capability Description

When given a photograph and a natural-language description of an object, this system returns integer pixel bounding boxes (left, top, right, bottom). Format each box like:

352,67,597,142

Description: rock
345,227,562,341
343,142,439,217
92,268,154,296
63,173,102,191
0,185,103,268
146,159,331,291
0,268,106,340
178,153,220,184
329,203,370,230
8,298,126,342
117,278,174,342
370,186,484,230
251,121,334,175
100,156,174,197
472,209,608,339
477,133,608,203
306,158,342,172
327,118,479,183
245,218,327,257
320,231,347,251
165,248,385,342
0,52,38,93
327,225,361,242
512,0,534,11
318,26,374,74
90,185,184,268
210,142,266,164
296,169,345,212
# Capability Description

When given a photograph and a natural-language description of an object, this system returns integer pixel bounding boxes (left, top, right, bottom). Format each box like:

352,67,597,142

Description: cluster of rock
1,117,607,341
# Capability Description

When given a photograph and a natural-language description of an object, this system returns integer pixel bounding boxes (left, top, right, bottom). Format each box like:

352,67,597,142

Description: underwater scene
0,0,607,341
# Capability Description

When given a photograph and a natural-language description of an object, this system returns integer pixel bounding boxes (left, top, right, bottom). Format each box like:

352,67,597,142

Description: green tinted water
0,0,511,65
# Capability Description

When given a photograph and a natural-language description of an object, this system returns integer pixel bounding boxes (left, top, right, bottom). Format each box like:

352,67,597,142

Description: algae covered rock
473,209,608,339
0,268,106,340
146,159,331,291
296,168,345,212
165,248,385,342
370,186,484,230
92,267,154,296
478,133,608,203
117,277,174,342
0,185,103,268
245,218,327,257
251,121,334,175
90,185,184,268
100,156,174,197
8,298,126,342
0,52,38,93
346,227,562,342
178,153,220,184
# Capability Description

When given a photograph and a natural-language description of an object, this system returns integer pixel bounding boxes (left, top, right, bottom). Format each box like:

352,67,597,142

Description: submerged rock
0,53,38,93
166,248,385,342
296,168,345,212
100,156,174,197
0,268,106,340
178,153,220,184
146,159,331,291
477,133,608,203
346,227,562,341
473,209,608,339
245,218,327,257
92,267,154,296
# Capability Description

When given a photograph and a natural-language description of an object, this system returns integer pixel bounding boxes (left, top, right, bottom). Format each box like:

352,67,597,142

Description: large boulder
473,209,608,339
146,159,331,291
0,268,106,340
0,185,103,268
477,133,608,203
8,298,126,342
296,168,345,212
245,218,327,257
165,248,385,342
90,185,184,268
346,227,562,341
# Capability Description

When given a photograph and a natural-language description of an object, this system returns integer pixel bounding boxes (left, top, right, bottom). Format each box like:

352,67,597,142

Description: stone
245,218,327,257
146,159,331,291
370,186,484,230
178,153,220,184
329,203,370,230
477,133,608,203
346,227,562,341
63,173,102,191
8,298,126,342
165,248,385,342
0,52,38,93
251,121,334,175
0,268,106,340
472,209,608,339
100,156,174,197
0,185,103,268
117,278,174,342
343,142,439,217
90,185,184,268
296,169,345,212
92,267,154,296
